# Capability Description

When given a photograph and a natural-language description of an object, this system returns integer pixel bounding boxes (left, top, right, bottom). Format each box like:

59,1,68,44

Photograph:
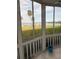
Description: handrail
17,33,60,48
17,33,61,59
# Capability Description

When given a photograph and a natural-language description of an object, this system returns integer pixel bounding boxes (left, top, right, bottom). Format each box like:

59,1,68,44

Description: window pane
46,6,53,34
34,2,42,37
20,0,33,42
55,7,61,33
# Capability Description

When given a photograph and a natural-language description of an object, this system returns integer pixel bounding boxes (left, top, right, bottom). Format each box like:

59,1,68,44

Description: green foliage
22,26,61,42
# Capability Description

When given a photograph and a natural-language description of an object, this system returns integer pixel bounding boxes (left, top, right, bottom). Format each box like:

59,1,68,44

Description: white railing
17,33,61,59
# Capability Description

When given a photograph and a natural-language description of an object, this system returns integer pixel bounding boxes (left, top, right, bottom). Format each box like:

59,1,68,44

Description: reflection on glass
20,0,33,42
20,0,42,42
46,6,61,34
55,7,61,33
46,6,53,34
34,2,42,37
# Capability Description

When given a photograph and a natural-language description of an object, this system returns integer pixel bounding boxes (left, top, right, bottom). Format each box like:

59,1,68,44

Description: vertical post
53,7,55,34
17,0,24,59
32,0,35,37
41,4,46,51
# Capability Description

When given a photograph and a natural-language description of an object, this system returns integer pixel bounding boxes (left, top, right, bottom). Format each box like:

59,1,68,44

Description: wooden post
17,0,24,59
41,4,46,51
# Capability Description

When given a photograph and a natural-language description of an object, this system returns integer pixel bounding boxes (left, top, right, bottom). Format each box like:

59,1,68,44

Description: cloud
20,0,61,24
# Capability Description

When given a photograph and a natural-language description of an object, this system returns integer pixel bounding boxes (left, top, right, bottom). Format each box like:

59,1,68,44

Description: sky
20,0,61,25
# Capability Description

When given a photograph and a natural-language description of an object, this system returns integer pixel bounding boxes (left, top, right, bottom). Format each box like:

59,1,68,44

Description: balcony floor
33,47,61,59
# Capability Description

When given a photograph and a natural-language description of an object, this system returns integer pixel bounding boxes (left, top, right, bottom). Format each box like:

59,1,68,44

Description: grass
22,23,61,42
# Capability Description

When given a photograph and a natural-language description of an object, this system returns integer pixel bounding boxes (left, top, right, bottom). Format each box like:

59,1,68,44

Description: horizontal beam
32,0,61,7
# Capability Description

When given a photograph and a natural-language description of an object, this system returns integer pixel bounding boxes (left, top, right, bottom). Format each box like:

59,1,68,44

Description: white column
17,0,24,59
41,4,46,51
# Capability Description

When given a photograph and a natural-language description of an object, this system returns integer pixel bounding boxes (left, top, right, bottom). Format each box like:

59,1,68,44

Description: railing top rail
17,33,61,48
46,33,61,38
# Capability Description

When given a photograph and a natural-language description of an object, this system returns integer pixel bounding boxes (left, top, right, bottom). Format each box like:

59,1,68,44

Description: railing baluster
40,39,42,50
53,36,55,47
59,36,61,45
53,36,54,48
59,36,60,45
30,43,32,57
35,41,37,53
38,40,39,52
51,37,52,46
55,36,56,46
31,43,33,55
17,33,61,59
54,36,56,46
38,40,40,51
35,41,36,53
17,48,20,59
49,37,50,46
26,44,28,59
49,37,51,46
58,36,59,45
23,45,26,59
33,41,35,55
46,38,48,48
39,40,41,51
56,36,57,46
48,37,49,47
58,36,59,46
57,36,58,46
55,36,57,46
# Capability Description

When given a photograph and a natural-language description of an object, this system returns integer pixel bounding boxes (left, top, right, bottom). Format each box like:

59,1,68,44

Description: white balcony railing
17,33,61,59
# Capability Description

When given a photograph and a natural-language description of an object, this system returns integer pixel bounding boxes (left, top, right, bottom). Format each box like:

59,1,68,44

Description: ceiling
32,0,61,7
